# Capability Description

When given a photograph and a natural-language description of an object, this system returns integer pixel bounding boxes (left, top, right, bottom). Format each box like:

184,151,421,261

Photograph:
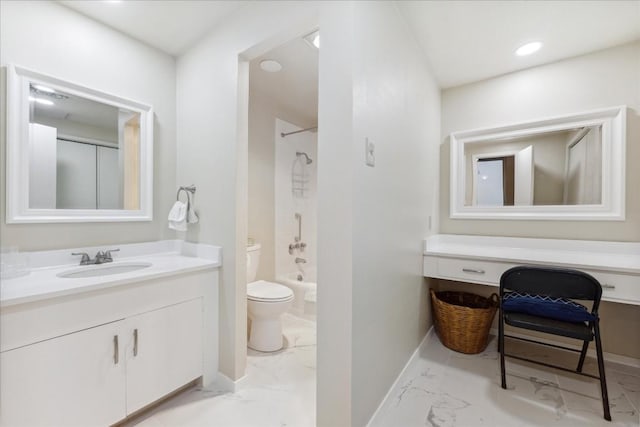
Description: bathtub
277,271,316,320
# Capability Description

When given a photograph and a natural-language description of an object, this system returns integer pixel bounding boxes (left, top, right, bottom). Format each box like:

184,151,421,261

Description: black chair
498,265,610,421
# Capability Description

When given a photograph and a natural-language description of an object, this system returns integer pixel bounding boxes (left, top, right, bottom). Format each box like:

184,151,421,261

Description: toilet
247,243,294,352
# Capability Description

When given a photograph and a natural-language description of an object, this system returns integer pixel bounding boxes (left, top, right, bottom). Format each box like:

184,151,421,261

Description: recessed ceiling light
29,96,54,106
260,59,282,73
303,30,320,49
34,84,55,93
515,41,542,56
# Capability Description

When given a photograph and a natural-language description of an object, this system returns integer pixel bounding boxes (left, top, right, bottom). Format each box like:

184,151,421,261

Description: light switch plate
365,137,375,167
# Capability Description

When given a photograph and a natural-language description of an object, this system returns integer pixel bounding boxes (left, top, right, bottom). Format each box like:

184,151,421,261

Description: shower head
296,151,312,164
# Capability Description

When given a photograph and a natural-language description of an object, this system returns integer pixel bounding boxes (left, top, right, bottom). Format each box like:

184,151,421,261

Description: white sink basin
57,262,152,279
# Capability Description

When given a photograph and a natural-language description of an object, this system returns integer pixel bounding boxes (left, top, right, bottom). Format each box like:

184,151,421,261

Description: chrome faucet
72,249,120,265
72,252,93,265
96,249,120,264
295,257,307,264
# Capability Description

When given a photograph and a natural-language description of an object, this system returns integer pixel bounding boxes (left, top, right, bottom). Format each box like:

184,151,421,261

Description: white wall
248,90,316,281
350,2,440,425
315,5,355,425
0,1,176,249
441,41,640,241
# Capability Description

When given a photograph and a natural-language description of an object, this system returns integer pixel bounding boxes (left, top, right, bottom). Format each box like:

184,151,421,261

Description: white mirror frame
450,105,626,220
6,64,154,223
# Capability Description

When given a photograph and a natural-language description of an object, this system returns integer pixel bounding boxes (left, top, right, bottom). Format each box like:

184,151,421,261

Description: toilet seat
247,280,293,302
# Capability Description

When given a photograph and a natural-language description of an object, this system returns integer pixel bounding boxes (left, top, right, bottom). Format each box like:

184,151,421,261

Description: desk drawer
435,257,512,286
583,269,640,305
423,255,640,305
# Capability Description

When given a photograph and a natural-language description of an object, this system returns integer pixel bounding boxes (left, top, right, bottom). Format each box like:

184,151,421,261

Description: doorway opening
242,28,319,424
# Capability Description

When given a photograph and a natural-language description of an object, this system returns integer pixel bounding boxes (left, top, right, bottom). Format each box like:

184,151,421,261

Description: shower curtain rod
280,126,318,138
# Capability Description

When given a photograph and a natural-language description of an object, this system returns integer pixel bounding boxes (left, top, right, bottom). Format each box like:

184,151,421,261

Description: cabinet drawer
436,257,512,286
583,269,640,305
423,255,640,305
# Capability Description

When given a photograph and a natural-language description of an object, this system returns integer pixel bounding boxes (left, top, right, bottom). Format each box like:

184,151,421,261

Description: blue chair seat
502,292,597,323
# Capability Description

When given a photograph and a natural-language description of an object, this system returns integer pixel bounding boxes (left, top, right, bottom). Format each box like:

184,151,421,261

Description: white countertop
423,234,640,274
1,240,221,307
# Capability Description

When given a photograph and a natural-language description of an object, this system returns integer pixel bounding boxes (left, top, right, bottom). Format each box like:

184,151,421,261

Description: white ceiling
59,0,248,56
250,37,319,124
58,1,639,89
396,0,640,88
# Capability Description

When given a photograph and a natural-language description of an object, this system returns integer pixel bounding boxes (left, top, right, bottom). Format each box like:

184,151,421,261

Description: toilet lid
247,280,293,301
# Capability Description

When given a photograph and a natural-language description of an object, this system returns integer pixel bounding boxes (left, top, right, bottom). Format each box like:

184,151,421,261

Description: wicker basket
430,289,499,354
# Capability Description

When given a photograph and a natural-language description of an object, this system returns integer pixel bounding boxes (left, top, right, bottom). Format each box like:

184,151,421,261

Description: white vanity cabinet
1,320,127,426
0,251,219,427
0,298,204,427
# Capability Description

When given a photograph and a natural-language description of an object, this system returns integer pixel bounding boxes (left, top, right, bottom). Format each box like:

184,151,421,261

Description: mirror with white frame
6,65,154,223
450,106,626,220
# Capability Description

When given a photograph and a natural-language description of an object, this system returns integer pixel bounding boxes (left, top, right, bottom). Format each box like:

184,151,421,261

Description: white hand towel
168,201,187,231
187,206,199,224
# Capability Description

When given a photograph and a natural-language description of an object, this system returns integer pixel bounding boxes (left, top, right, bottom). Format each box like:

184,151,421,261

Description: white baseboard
365,326,435,427
492,328,640,369
209,372,248,392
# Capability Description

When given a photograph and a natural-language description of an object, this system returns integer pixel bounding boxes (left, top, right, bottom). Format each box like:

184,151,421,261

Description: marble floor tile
610,370,640,412
125,319,638,427
125,313,316,427
370,332,640,427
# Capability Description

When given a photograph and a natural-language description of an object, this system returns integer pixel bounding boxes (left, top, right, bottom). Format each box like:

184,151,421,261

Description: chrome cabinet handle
602,284,616,290
113,335,119,365
133,329,138,357
462,268,485,274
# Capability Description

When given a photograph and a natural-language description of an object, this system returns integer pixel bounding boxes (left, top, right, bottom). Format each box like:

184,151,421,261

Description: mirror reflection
28,82,140,210
464,126,602,207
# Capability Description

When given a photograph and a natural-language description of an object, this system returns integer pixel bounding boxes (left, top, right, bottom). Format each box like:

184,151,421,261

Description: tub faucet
288,241,307,254
295,257,307,264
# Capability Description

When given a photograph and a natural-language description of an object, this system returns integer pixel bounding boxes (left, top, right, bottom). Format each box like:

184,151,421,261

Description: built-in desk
423,235,640,306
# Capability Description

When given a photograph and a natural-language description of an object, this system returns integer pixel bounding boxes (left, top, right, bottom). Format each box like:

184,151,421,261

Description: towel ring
176,185,196,201
176,185,196,212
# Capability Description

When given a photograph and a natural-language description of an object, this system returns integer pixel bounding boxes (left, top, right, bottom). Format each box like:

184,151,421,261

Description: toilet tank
246,243,261,283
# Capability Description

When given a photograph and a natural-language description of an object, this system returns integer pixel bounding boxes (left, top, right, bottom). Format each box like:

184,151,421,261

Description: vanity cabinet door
0,320,126,427
125,298,203,414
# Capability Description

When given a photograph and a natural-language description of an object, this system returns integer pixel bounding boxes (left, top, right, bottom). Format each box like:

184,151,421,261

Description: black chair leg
594,322,611,421
499,308,506,389
577,339,589,372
